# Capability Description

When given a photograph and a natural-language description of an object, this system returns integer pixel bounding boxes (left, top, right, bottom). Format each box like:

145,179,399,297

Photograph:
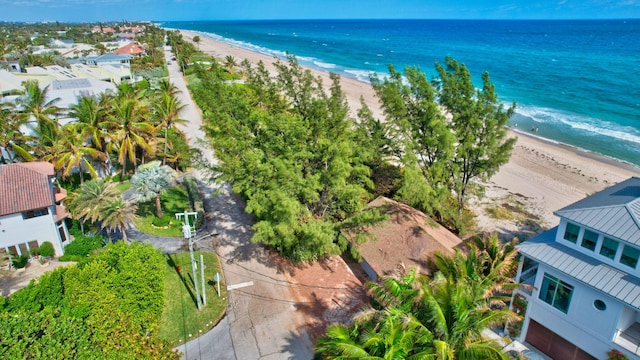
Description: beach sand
178,30,640,237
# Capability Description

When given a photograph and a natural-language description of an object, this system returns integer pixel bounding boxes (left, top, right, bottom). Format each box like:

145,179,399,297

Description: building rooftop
348,197,464,278
555,177,640,246
519,228,640,311
0,162,55,216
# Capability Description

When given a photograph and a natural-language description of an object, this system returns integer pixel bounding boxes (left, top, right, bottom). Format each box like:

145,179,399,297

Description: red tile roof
0,162,55,216
113,43,145,55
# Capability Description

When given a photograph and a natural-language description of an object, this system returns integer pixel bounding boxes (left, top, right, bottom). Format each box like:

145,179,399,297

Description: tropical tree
153,82,186,165
70,95,112,171
435,57,516,214
99,196,138,242
17,80,61,149
68,178,120,233
224,55,237,75
45,124,106,184
0,101,32,163
130,161,174,218
108,98,155,179
317,307,434,359
359,240,520,360
192,35,200,49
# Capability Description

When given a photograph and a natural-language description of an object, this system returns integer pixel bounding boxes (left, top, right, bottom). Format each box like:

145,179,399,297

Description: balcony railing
614,323,640,356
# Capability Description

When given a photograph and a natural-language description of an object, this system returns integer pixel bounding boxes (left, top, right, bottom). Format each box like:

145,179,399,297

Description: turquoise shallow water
162,19,640,166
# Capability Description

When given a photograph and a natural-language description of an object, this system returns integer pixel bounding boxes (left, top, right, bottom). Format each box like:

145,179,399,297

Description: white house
514,177,640,360
0,162,71,257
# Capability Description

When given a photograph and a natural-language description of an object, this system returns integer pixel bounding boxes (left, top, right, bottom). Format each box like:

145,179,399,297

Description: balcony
54,187,67,203
614,322,640,356
54,205,69,222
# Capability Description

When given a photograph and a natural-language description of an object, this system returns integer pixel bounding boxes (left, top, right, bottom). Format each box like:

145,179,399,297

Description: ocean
161,19,640,167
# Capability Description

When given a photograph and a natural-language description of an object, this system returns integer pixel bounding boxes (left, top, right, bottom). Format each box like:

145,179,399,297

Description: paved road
163,46,314,360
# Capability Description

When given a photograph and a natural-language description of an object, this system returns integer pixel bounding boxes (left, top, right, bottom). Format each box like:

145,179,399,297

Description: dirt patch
276,254,371,341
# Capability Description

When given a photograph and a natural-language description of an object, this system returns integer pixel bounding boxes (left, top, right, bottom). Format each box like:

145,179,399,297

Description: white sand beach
177,30,640,234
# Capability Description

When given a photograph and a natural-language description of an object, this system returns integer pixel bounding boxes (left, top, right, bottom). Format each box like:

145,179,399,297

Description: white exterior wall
522,263,622,359
0,206,65,257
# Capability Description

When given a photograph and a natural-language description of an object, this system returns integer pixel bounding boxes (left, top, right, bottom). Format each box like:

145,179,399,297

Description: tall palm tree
45,124,106,184
153,90,186,165
70,96,109,149
224,55,238,75
0,101,32,163
108,98,155,180
99,196,138,243
17,80,61,149
70,95,112,174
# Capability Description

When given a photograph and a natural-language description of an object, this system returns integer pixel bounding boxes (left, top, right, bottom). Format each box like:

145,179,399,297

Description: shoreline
174,28,640,233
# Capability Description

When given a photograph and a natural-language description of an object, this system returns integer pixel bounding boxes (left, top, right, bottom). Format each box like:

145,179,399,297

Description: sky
1,0,639,22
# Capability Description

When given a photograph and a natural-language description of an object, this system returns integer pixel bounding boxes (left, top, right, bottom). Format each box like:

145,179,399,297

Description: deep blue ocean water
162,19,640,166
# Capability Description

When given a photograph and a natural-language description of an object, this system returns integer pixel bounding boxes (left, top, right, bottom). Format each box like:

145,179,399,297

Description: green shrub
12,255,28,269
64,234,105,257
39,241,55,258
30,247,41,257
152,215,172,227
58,254,85,262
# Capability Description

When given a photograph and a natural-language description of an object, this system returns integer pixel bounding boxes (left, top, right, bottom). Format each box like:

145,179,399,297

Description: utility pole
182,223,202,311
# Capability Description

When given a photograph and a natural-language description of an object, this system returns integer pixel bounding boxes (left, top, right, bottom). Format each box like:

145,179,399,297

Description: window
22,208,49,220
580,229,598,251
539,273,574,313
593,299,607,311
599,237,619,260
563,223,580,243
620,245,640,269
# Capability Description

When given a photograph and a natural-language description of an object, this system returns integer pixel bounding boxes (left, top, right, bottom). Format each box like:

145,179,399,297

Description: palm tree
70,96,109,149
224,55,238,75
0,101,32,163
316,307,434,359
153,87,186,165
360,241,520,359
69,178,120,234
109,98,155,180
17,80,61,149
421,272,513,360
45,124,106,184
99,196,138,243
70,95,113,175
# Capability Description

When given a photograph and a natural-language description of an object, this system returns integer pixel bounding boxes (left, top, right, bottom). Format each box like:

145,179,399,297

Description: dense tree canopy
194,56,379,261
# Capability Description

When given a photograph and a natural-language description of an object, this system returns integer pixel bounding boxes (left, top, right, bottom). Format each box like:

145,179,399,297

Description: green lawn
115,180,131,193
133,185,191,237
158,251,227,345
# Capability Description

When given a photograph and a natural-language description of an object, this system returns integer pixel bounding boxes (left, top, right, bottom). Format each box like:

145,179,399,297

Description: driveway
164,46,315,360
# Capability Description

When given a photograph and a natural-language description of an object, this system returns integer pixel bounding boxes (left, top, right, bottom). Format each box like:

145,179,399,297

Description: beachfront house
0,162,71,258
513,177,640,359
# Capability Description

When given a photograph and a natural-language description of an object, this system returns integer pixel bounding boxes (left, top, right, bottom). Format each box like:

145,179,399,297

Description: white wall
523,263,623,359
0,207,65,257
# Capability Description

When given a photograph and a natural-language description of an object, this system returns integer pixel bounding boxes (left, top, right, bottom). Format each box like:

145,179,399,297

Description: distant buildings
514,177,640,359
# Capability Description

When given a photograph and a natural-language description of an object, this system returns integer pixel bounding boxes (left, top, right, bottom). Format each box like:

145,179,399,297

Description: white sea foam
344,69,376,83
313,61,337,69
516,104,640,145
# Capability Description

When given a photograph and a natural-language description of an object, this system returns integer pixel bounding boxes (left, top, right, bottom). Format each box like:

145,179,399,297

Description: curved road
163,46,314,360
